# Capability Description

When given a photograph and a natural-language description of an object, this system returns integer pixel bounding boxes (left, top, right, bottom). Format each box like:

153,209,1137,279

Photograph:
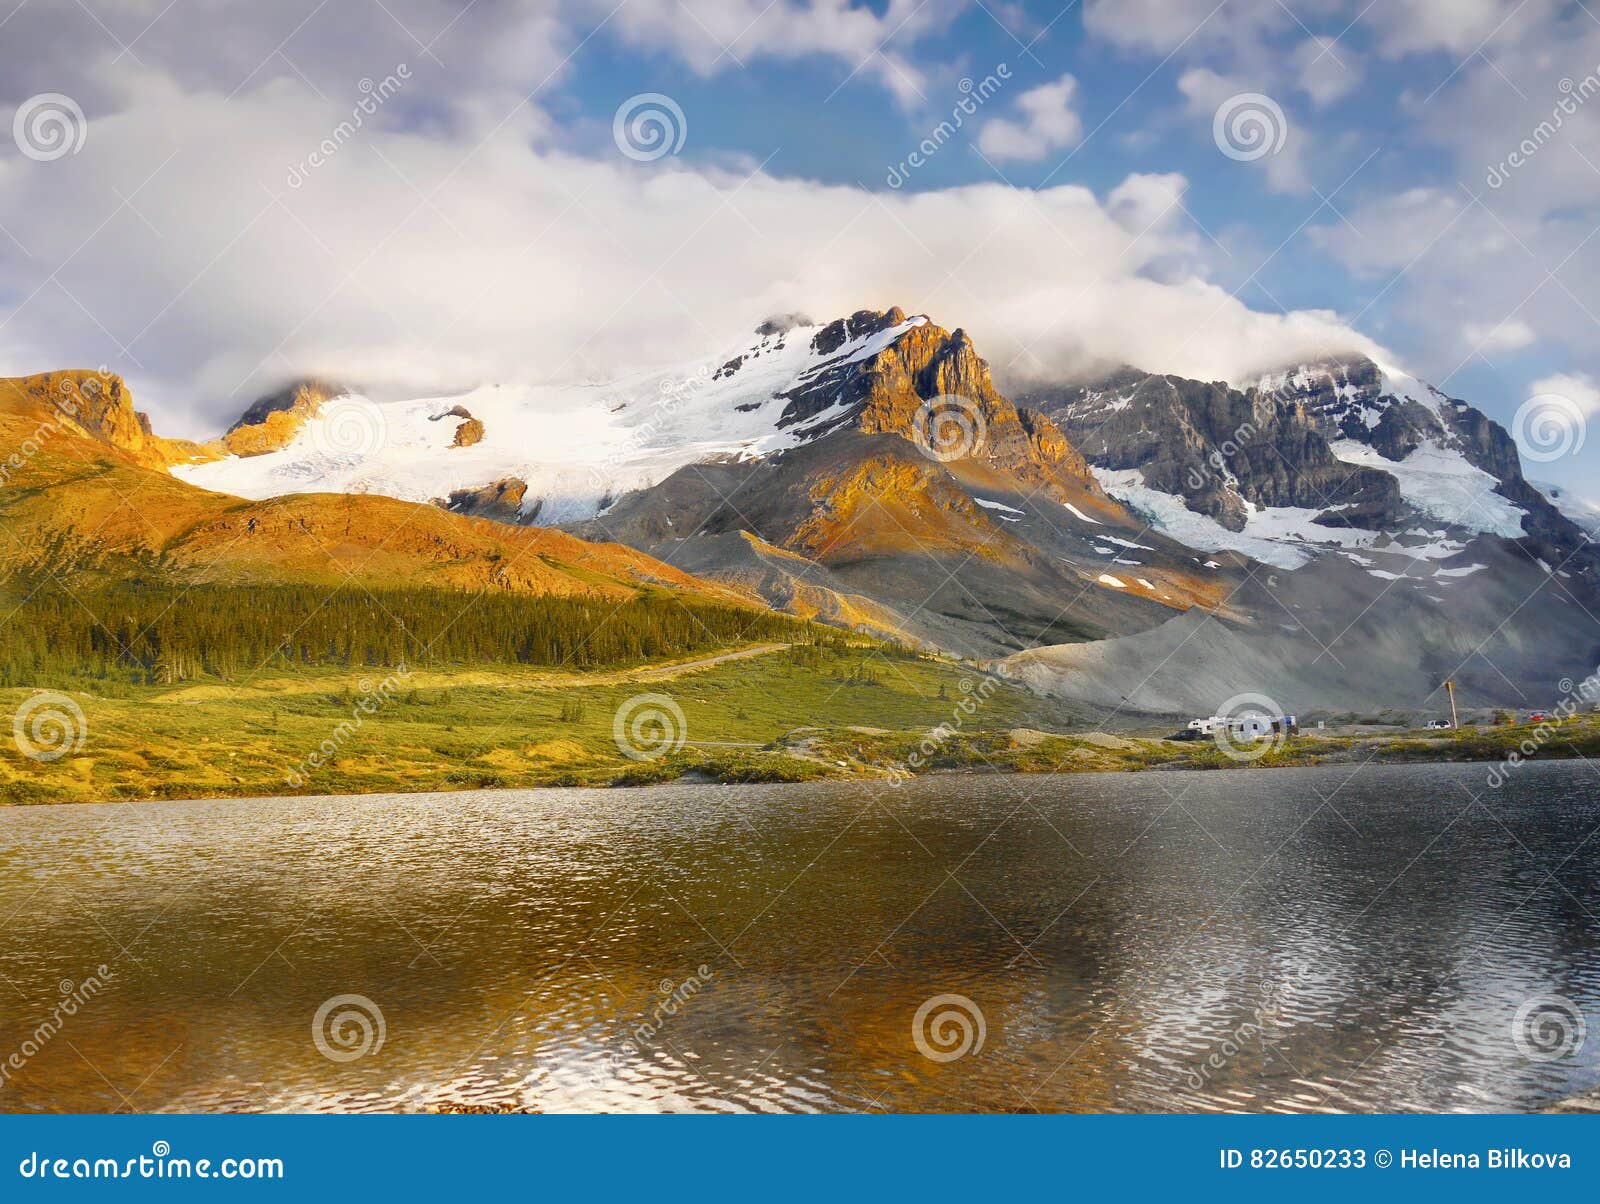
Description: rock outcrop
1035,371,1401,531
436,477,528,523
222,378,348,457
14,369,212,469
775,308,1099,500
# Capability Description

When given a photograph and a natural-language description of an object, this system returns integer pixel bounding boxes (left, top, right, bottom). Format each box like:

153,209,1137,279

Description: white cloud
1308,187,1481,276
0,75,1377,437
1083,0,1290,59
1530,372,1600,416
976,74,1083,162
1290,37,1362,107
1464,318,1536,352
1106,172,1190,235
0,0,945,132
595,0,951,106
1364,0,1560,58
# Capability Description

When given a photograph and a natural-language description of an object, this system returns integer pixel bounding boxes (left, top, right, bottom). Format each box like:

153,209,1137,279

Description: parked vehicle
1423,719,1453,730
1184,714,1298,741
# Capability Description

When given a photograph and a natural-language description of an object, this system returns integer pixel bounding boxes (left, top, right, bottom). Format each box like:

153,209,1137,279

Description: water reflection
0,762,1596,1112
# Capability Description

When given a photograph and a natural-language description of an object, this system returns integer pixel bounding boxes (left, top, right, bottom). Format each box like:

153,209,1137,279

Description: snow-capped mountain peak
173,310,931,523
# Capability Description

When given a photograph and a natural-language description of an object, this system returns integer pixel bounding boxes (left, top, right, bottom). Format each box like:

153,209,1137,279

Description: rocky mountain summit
98,306,1600,706
1027,354,1595,588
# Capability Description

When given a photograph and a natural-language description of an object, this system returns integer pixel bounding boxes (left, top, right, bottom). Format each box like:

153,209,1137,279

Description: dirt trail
156,643,793,705
633,643,788,680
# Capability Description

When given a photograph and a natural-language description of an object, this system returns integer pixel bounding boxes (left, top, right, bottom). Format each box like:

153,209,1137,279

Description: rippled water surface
2,762,1598,1113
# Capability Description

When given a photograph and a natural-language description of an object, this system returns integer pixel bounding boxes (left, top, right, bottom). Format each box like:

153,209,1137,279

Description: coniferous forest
0,583,802,686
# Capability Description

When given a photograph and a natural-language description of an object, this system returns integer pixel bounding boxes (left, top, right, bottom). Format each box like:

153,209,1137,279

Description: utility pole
1444,680,1459,729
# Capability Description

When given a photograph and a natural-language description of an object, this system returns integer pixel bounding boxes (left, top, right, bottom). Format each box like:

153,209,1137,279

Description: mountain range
0,371,750,607
9,307,1597,716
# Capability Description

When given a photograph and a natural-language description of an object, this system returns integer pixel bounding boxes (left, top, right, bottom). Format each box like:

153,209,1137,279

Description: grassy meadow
0,641,1088,804
5,633,1597,806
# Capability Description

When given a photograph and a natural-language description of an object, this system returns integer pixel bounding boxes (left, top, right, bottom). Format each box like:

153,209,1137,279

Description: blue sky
1,1,1597,493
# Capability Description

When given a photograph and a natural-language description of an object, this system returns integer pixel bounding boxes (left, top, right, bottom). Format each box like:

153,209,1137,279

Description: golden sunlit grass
6,634,1595,806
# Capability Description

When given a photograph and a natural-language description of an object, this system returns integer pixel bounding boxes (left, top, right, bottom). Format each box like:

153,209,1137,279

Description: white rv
1187,714,1298,740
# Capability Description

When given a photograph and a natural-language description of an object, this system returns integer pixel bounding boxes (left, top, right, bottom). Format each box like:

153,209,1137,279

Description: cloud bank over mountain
0,4,1379,437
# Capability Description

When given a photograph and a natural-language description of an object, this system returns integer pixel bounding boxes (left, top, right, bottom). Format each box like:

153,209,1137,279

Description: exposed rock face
15,369,203,469
222,378,348,457
424,403,485,447
571,432,1190,658
436,477,528,523
1256,356,1594,573
1033,372,1400,531
776,308,1099,500
755,313,813,337
1027,354,1599,586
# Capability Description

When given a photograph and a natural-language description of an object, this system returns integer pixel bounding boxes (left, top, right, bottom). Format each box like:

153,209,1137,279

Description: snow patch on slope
1534,480,1600,537
1062,501,1101,524
1329,439,1525,538
974,497,1025,515
1093,468,1333,569
174,316,928,522
1092,467,1474,572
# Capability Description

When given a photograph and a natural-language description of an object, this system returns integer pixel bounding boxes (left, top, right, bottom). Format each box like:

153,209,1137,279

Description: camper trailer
1186,714,1298,741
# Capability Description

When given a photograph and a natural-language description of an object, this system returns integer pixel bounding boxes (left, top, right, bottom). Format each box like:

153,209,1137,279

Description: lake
1,761,1597,1113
